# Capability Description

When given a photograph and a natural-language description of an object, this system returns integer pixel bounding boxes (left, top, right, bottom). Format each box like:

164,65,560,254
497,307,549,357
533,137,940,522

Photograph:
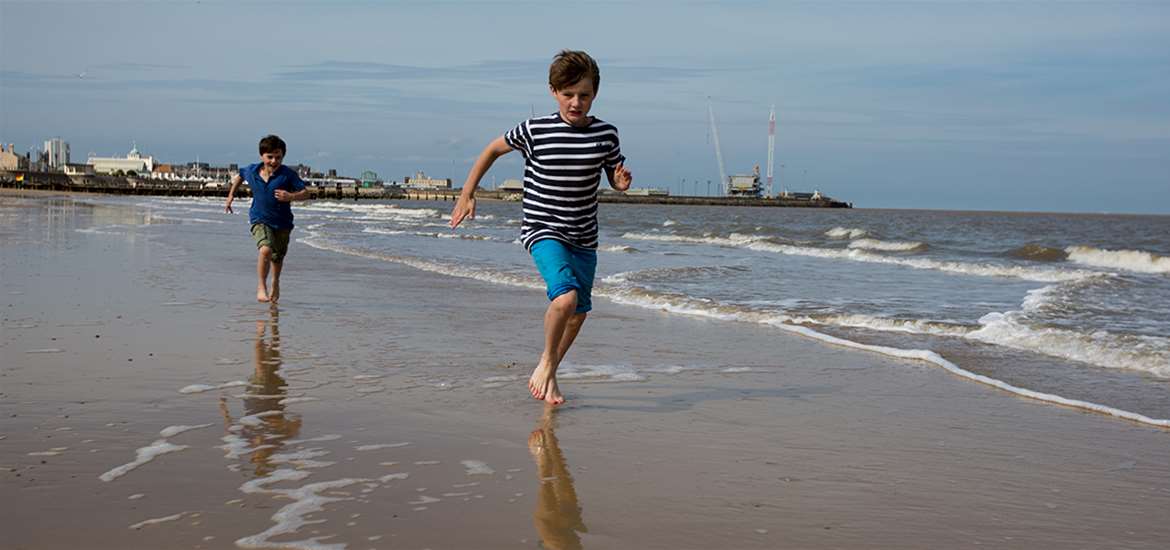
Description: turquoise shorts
530,239,597,314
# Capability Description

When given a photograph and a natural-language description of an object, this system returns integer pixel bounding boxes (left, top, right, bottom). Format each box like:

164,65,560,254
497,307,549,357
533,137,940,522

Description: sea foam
1065,246,1170,274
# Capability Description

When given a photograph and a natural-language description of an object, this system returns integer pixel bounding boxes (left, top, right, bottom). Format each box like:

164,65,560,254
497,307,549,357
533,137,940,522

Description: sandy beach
2,190,1168,549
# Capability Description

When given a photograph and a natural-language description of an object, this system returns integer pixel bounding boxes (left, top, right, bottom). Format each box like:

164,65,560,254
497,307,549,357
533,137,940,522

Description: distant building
499,178,524,192
63,163,95,176
88,144,155,174
727,165,762,197
403,170,451,190
44,138,70,169
0,143,28,171
360,170,380,188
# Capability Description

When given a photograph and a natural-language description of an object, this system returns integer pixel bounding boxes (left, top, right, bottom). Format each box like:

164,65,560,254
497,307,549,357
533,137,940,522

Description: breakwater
1,170,850,207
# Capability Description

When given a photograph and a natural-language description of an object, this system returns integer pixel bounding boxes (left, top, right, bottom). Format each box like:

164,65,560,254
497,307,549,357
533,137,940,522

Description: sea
74,195,1170,426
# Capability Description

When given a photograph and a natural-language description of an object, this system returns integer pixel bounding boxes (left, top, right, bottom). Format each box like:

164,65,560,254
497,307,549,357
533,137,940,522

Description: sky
1,1,1167,213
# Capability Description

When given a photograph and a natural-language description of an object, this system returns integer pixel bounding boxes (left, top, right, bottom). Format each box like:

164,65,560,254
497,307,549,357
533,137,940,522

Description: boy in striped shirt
449,50,632,405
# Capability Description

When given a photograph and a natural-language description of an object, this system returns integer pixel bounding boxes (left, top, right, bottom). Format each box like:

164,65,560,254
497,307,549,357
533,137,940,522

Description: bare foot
543,377,565,405
256,286,270,303
528,363,552,400
528,365,565,405
269,283,280,303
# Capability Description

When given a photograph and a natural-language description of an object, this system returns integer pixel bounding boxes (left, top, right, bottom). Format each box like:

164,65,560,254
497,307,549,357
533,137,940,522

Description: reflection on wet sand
530,406,587,550
219,307,301,476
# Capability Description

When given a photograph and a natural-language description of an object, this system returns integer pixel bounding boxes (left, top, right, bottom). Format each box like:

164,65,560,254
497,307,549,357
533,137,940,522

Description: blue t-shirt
242,163,305,230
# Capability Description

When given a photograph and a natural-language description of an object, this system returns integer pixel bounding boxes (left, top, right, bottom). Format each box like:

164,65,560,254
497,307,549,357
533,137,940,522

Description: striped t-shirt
504,113,625,251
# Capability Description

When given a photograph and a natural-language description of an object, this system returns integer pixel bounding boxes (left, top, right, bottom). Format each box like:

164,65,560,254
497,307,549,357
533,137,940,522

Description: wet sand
2,191,1169,549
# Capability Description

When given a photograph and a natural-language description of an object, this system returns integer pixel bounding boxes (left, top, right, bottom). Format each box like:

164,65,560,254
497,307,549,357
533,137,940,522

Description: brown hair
548,50,600,93
258,135,287,156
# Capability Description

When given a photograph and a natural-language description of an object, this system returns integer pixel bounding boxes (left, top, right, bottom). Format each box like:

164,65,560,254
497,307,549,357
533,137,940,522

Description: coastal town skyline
2,1,1168,213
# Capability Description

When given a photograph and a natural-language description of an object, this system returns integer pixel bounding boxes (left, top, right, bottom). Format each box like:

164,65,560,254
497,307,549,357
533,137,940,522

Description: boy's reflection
220,308,301,476
529,406,587,550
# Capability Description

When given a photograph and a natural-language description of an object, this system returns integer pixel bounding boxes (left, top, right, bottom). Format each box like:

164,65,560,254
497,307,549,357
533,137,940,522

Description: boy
225,135,309,303
449,50,632,405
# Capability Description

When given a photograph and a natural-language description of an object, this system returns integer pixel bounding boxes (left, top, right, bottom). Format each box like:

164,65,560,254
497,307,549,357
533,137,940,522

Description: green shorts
251,223,292,263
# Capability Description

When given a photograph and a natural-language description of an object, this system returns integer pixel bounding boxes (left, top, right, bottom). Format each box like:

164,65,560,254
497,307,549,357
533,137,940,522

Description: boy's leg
269,261,283,303
268,229,291,303
256,246,272,302
529,240,596,405
251,224,273,302
531,290,577,404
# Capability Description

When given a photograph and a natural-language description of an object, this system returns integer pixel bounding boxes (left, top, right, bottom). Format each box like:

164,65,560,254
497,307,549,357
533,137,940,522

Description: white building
88,143,155,175
44,138,69,169
404,170,451,190
498,178,524,192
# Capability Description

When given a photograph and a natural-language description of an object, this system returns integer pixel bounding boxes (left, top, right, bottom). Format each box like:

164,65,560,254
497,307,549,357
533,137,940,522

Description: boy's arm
274,187,310,202
450,136,513,229
225,173,243,213
275,173,310,202
605,163,633,192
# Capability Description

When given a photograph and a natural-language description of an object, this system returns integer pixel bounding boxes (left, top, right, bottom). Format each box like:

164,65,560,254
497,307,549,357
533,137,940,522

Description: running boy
449,50,632,405
225,135,309,303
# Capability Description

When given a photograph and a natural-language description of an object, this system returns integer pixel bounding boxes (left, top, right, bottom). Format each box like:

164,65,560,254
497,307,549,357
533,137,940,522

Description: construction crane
707,99,728,195
767,104,776,197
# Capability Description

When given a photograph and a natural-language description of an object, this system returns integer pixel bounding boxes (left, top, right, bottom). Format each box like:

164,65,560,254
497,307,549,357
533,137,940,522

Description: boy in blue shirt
450,50,632,405
225,135,309,303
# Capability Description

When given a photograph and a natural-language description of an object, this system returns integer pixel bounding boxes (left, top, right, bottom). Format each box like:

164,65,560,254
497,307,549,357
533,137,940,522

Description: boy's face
550,78,596,127
260,150,284,171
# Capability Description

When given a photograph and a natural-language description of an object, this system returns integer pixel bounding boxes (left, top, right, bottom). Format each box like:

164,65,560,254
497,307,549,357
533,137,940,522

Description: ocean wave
663,220,677,227
622,231,1099,283
847,238,926,252
796,313,973,337
825,227,867,239
301,229,1170,428
600,286,1169,427
800,307,1169,378
1065,246,1170,274
600,244,640,253
360,227,503,241
968,312,1170,378
605,264,749,284
299,202,441,220
1006,244,1068,262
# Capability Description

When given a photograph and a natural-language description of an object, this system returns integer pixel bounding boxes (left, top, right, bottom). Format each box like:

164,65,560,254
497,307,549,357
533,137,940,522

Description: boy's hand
274,189,292,202
449,195,476,228
611,163,633,191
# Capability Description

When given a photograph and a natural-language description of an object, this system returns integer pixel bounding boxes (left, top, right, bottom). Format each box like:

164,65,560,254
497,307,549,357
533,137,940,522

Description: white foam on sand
461,460,494,476
239,410,285,427
279,397,320,405
558,364,647,383
128,511,191,530
355,442,410,451
25,348,64,353
179,380,248,394
379,473,410,482
270,448,335,469
235,471,369,550
219,434,276,460
99,440,189,482
158,424,213,438
285,434,342,445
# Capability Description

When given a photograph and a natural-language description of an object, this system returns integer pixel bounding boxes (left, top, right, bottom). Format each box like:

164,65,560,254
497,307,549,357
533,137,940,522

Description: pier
1,170,850,207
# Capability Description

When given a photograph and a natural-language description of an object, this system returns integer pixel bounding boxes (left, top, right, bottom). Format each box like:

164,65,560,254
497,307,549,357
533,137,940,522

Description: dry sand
2,191,1168,549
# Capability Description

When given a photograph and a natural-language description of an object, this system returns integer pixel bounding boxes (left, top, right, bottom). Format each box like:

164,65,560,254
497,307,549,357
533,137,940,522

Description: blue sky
1,1,1167,213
